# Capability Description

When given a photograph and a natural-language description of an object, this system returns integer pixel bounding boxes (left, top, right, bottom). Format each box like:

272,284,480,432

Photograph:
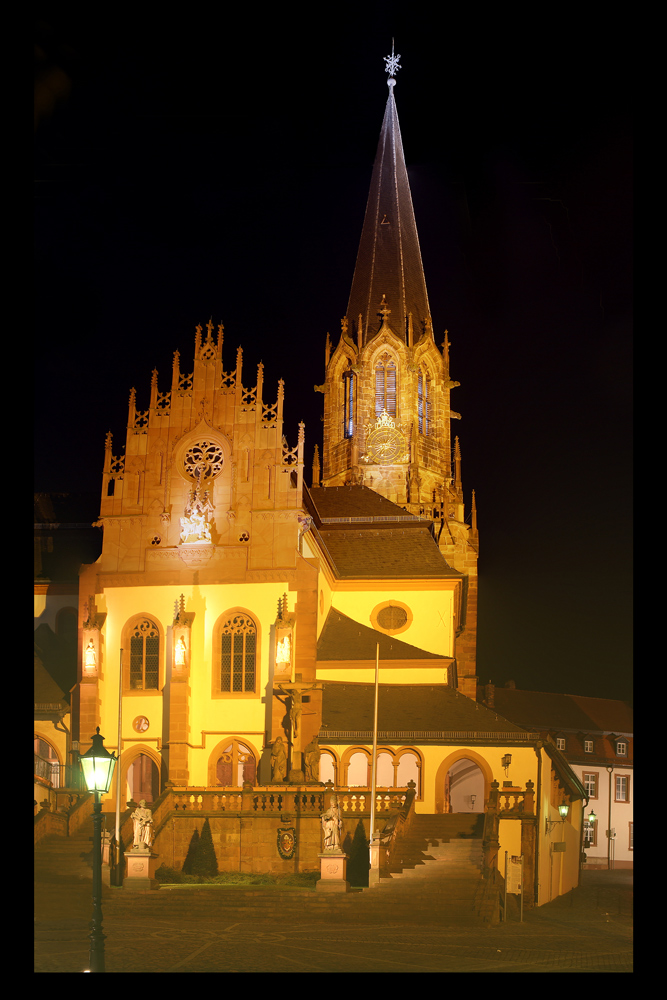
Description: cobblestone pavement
35,844,632,973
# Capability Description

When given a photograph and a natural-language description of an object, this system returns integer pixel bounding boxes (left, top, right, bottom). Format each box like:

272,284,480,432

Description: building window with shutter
583,772,598,799
615,775,630,802
219,613,257,693
375,354,397,417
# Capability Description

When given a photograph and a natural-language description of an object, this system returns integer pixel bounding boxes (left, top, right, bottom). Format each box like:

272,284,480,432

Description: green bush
155,864,320,887
181,819,219,877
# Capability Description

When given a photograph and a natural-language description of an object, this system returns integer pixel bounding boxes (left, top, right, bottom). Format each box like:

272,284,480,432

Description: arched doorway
126,752,160,804
445,757,485,813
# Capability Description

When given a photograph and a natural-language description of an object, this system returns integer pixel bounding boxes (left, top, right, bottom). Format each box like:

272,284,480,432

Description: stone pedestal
316,852,350,892
123,850,160,890
369,835,382,886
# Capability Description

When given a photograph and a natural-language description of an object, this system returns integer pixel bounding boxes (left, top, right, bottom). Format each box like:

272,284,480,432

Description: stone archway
123,749,161,804
434,749,494,815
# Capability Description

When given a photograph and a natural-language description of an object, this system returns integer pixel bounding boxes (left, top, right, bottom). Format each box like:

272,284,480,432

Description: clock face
368,426,403,464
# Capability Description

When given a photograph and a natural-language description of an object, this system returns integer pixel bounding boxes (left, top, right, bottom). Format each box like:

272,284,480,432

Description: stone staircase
34,815,112,903
364,813,499,923
35,812,499,928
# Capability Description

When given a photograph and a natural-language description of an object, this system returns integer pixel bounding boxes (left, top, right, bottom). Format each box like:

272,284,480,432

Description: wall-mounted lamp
501,753,512,776
470,794,476,810
545,802,570,835
587,809,597,825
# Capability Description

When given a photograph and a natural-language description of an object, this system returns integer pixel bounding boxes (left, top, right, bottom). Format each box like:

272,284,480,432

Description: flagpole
369,642,379,853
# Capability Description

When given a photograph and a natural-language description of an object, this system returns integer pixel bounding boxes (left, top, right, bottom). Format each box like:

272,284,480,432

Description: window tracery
183,441,225,482
129,618,160,690
219,613,257,693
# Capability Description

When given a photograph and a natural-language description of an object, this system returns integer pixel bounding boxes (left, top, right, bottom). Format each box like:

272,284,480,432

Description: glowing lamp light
80,728,117,795
546,801,571,835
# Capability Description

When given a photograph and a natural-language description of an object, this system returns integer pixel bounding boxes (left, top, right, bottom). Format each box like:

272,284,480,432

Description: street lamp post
80,727,117,973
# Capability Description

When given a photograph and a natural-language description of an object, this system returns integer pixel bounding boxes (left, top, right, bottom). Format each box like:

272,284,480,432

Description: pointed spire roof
346,50,431,346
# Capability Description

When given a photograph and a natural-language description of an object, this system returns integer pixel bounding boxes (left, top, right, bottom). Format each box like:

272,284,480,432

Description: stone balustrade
147,785,410,819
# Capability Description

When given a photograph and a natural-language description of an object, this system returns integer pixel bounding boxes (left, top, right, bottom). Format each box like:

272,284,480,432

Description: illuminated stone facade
35,67,586,905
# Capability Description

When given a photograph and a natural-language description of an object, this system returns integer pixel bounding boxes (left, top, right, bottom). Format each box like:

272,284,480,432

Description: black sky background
34,7,632,703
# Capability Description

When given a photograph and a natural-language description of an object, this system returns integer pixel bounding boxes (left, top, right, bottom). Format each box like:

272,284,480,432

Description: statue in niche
321,794,343,852
180,462,214,543
84,639,97,669
304,737,321,783
275,635,291,666
131,799,153,851
270,737,287,783
175,636,187,667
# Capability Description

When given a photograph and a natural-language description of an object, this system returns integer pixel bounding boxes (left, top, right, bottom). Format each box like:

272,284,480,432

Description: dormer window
616,741,627,757
556,737,566,751
584,740,594,753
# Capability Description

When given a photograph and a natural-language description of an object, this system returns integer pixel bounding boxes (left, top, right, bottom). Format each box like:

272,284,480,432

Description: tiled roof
490,688,633,735
305,486,457,579
307,485,426,522
485,687,633,766
317,526,458,579
321,681,529,736
554,731,633,766
317,608,445,662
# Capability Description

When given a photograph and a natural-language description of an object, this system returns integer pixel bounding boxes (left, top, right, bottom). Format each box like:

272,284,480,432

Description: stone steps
363,815,496,921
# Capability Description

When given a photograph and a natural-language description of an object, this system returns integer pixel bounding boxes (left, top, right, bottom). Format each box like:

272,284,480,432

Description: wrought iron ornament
384,41,401,80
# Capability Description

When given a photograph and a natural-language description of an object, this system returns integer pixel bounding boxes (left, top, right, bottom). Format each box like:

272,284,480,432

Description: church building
35,52,585,906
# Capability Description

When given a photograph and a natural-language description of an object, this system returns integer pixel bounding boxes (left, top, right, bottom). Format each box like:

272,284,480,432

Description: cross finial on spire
384,40,401,83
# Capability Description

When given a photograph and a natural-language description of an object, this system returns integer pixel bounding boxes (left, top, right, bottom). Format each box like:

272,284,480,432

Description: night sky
34,8,632,702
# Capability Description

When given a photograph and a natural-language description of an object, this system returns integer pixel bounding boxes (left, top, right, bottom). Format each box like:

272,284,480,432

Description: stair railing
377,780,417,876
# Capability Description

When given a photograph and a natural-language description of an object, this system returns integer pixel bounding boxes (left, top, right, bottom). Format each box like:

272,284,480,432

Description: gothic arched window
418,367,431,435
220,613,257,693
343,369,355,438
216,740,257,786
129,618,160,690
375,354,397,417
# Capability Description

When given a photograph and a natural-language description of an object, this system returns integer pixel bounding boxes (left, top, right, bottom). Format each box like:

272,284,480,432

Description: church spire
346,48,431,347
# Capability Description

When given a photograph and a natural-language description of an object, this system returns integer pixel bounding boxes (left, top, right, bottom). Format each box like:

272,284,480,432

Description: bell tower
319,47,479,697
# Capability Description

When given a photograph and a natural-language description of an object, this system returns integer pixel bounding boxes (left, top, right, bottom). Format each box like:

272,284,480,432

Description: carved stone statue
321,794,342,852
131,799,153,851
304,737,321,783
270,737,287,783
276,682,320,740
275,635,291,665
84,639,97,669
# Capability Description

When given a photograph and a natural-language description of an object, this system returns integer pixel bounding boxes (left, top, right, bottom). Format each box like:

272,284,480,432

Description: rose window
183,441,225,482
